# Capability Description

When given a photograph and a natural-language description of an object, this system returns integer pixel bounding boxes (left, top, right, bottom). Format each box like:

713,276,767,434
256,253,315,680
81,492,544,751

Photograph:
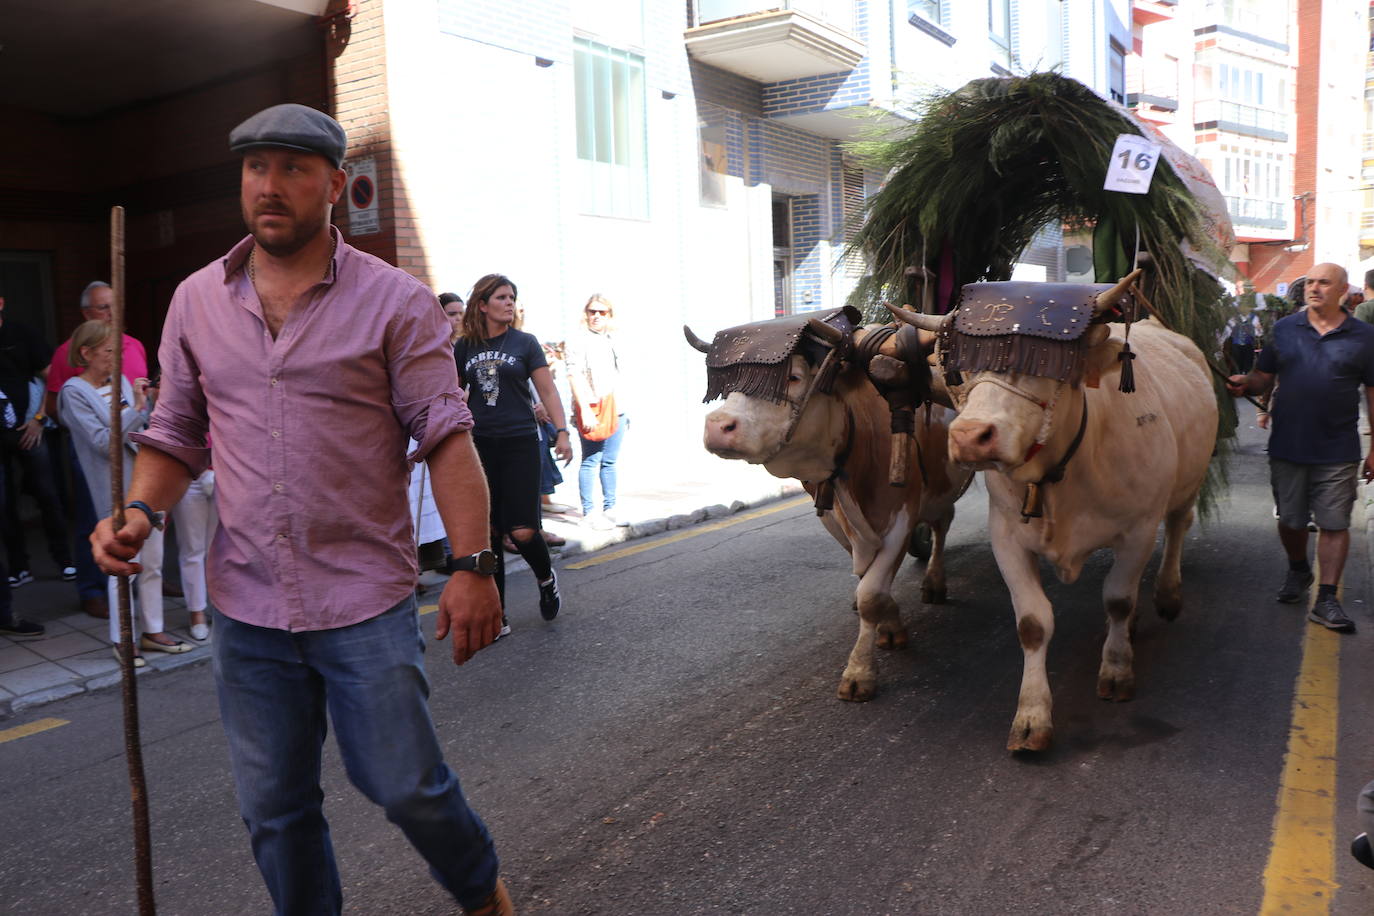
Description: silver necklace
248,234,337,285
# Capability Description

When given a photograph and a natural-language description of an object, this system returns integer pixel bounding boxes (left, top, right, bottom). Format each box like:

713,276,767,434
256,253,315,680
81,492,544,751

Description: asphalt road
4,412,1374,915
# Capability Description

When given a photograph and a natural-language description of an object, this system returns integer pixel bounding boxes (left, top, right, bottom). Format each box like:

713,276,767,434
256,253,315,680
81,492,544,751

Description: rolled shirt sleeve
130,285,212,476
386,285,473,464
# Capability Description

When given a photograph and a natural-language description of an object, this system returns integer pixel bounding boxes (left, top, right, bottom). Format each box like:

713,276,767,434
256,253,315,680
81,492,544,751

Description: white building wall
384,0,777,460
1313,0,1366,269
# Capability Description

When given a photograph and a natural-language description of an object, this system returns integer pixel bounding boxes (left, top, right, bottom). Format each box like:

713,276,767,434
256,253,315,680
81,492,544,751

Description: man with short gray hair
1227,262,1374,633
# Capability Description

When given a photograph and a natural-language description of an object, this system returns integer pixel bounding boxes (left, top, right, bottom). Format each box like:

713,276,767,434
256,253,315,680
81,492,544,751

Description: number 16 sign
1102,133,1162,194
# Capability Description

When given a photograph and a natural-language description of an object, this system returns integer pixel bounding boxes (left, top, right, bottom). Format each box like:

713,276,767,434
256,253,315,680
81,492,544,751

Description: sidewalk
0,454,802,718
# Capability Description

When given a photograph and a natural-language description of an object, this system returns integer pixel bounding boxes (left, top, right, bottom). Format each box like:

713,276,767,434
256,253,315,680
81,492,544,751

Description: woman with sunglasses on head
564,294,628,529
454,274,572,635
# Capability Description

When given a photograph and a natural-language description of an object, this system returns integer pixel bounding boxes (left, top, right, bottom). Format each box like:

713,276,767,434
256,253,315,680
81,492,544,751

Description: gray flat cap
229,104,347,168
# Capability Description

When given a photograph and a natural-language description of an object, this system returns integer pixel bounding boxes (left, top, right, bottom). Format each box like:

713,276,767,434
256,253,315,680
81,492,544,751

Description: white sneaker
189,622,210,641
584,513,615,530
603,508,630,527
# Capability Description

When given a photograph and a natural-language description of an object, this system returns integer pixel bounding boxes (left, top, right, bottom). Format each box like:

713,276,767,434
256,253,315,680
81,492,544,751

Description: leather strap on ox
855,323,933,488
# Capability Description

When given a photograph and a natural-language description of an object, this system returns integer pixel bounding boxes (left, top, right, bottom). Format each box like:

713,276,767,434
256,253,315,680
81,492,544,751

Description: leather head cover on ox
938,281,1135,387
692,306,861,406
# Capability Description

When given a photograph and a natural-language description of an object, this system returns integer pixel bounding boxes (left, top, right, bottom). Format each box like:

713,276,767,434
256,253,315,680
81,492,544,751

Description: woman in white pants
172,468,216,641
59,321,186,665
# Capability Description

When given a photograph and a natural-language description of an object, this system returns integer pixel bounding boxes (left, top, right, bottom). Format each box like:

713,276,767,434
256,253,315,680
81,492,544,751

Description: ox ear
1081,323,1126,382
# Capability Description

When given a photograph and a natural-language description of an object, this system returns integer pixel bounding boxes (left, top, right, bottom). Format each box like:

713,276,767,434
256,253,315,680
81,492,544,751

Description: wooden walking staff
109,206,157,915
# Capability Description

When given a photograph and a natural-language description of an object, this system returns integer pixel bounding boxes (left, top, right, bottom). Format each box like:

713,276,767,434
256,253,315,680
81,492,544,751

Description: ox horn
683,325,711,353
1091,268,1144,318
806,317,845,344
885,303,947,332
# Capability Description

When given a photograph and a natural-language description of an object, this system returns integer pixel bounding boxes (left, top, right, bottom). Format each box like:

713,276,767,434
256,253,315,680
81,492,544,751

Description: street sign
346,157,379,236
1103,134,1162,195
1276,281,1289,297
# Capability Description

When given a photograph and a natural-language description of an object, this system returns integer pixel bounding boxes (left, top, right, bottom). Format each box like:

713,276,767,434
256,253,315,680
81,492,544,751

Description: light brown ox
890,275,1217,751
686,321,973,701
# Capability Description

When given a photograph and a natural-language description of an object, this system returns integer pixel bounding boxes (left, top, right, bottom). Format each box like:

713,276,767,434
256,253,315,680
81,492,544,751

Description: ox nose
949,420,999,463
704,414,740,452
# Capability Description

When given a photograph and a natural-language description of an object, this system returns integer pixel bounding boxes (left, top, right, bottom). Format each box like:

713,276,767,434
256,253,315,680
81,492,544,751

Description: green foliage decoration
844,72,1237,514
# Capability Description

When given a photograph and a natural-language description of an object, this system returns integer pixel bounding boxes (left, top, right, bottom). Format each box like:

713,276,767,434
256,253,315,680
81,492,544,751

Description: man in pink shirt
92,104,512,916
46,281,148,415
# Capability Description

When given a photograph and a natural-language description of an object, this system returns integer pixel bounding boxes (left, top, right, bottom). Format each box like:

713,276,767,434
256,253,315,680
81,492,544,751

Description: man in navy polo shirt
1228,262,1374,633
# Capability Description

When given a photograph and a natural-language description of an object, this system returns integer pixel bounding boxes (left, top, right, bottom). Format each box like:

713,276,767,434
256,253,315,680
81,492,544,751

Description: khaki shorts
1270,459,1360,531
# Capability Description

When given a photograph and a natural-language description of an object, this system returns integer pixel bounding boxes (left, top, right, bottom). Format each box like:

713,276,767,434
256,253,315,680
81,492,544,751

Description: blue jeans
211,597,499,915
578,414,628,515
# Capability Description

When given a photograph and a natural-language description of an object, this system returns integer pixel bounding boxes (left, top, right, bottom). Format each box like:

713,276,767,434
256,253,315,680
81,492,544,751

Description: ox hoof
1006,724,1053,753
921,582,948,605
1096,674,1136,703
1155,594,1182,622
876,625,909,650
837,675,876,702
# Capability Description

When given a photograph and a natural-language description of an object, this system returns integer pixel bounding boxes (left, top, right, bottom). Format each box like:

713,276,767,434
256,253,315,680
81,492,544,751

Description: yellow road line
419,603,437,616
566,496,810,570
1260,576,1342,914
0,717,69,745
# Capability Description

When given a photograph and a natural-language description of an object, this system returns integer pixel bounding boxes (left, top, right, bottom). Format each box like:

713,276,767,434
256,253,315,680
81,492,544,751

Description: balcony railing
1225,195,1287,230
1195,100,1288,139
696,0,855,33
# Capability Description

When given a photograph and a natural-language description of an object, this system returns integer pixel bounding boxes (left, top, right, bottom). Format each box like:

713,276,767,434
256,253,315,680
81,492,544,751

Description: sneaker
8,570,33,589
189,622,210,641
1308,595,1356,633
603,508,630,527
1276,568,1314,603
539,572,562,621
60,566,77,582
494,617,511,641
0,617,44,639
583,512,615,531
1353,833,1374,871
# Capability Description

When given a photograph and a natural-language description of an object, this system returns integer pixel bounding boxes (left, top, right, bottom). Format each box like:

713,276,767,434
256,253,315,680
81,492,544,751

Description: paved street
4,409,1374,914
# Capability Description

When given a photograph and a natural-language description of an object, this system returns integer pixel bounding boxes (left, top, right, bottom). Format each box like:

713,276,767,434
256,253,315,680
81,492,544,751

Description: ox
685,307,972,701
890,271,1217,751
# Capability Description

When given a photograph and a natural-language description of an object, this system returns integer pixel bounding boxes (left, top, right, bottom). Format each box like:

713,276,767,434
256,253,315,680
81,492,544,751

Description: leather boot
464,877,514,916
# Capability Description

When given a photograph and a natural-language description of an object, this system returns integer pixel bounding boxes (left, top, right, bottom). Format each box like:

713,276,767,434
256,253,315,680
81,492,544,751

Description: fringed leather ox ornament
685,307,862,513
938,282,1135,388
693,306,860,406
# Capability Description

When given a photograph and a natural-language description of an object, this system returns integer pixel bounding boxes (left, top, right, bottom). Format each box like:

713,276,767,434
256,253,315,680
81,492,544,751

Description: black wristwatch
125,500,165,531
450,548,498,576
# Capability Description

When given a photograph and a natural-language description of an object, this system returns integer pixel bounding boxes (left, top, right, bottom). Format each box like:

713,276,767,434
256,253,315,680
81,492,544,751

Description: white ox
891,274,1217,751
686,320,972,701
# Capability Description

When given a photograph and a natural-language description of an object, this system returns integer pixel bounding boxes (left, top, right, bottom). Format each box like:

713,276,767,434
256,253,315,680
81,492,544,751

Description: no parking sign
346,157,379,236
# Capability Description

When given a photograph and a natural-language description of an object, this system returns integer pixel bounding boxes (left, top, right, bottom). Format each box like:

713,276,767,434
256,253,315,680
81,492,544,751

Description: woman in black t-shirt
455,274,572,634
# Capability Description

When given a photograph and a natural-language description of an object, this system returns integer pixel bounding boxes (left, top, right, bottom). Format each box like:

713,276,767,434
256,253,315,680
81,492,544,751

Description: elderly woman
59,320,187,664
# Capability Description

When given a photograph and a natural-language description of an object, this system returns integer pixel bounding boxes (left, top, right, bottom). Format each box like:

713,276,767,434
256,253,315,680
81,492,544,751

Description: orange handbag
575,391,619,441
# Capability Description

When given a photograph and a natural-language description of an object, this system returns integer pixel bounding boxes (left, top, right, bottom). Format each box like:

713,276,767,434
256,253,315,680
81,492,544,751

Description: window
574,38,648,219
1043,0,1064,71
1108,39,1125,103
988,0,1011,69
910,0,942,24
698,103,728,207
989,0,1010,46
